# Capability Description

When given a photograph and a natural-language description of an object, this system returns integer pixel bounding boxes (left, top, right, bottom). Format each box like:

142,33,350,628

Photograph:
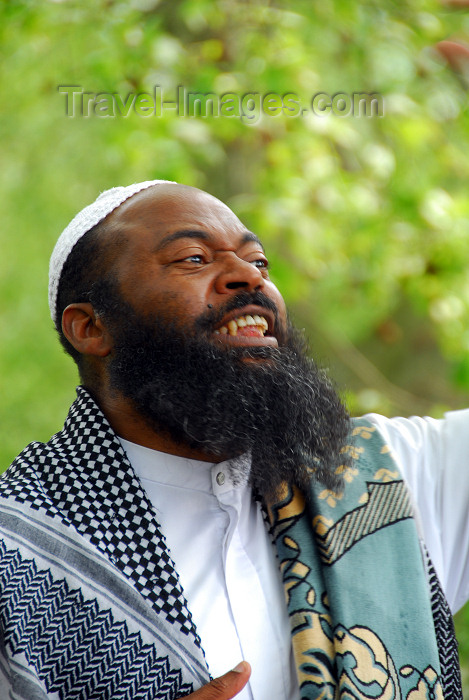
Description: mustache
194,291,280,333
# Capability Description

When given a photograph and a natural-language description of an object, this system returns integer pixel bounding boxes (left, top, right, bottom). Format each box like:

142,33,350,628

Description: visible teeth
253,314,267,328
228,319,238,335
216,314,269,336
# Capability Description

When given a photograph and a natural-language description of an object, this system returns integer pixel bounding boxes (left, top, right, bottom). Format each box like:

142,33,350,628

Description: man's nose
214,255,265,294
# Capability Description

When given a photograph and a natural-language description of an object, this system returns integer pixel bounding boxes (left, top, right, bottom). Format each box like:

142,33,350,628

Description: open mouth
214,314,269,338
212,308,278,347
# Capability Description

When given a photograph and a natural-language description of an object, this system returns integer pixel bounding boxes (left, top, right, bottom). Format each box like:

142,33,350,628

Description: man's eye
251,258,269,269
181,255,204,264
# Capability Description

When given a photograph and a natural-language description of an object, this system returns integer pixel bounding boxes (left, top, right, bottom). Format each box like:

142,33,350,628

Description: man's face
104,183,288,349
88,183,350,496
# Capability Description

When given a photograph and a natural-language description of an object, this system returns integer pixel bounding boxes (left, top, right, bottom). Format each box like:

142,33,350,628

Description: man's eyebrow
155,229,265,251
242,231,265,250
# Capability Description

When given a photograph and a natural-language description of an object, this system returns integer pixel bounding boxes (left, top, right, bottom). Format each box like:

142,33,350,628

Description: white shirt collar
118,437,250,494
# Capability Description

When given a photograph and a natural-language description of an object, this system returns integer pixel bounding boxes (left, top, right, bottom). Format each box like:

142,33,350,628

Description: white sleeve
364,409,469,614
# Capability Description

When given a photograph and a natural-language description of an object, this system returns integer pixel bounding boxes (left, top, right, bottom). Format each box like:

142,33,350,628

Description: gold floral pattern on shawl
264,419,444,699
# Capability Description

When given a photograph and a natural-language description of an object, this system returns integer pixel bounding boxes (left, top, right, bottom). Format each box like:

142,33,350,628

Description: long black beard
94,287,350,499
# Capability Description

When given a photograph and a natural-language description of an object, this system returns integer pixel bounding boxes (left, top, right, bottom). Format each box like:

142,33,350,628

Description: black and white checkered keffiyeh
0,387,209,699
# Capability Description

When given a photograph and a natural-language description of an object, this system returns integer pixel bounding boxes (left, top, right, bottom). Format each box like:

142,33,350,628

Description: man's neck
91,385,229,463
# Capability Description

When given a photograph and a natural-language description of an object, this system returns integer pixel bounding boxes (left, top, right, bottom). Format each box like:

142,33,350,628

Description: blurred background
1,0,469,688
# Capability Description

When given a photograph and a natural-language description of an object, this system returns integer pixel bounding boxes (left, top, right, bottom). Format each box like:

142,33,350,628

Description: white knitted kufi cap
49,179,175,321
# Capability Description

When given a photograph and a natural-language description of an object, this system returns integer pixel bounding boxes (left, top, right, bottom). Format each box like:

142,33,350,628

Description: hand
187,661,251,699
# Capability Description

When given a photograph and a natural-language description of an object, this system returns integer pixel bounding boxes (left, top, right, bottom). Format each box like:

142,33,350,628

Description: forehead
105,184,251,244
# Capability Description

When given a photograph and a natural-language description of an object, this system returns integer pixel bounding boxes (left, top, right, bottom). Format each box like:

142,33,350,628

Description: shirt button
216,472,225,486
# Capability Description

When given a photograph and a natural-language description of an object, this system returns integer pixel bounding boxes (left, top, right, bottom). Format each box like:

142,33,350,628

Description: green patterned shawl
267,418,443,700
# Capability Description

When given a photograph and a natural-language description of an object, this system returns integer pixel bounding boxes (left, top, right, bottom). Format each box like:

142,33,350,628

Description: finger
188,661,251,699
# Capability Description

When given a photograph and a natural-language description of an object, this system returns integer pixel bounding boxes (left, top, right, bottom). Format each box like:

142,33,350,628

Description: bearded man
0,181,466,700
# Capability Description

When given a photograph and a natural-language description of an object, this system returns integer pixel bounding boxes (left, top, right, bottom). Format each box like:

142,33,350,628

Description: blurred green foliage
1,0,469,686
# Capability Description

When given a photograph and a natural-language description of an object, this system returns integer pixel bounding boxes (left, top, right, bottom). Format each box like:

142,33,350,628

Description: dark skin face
62,183,288,460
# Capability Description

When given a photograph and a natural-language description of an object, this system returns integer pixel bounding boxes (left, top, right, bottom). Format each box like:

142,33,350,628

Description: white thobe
120,407,469,698
120,440,301,700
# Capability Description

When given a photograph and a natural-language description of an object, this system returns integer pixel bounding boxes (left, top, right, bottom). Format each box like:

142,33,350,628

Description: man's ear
62,303,113,357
